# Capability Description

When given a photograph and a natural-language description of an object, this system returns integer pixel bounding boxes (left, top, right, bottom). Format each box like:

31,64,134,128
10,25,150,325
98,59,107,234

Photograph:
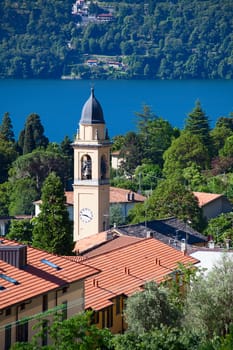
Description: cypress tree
19,113,49,154
0,112,15,142
185,100,212,152
32,172,73,255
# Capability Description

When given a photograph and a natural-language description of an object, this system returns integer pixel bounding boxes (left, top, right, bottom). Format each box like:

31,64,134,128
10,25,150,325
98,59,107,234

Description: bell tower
73,88,111,242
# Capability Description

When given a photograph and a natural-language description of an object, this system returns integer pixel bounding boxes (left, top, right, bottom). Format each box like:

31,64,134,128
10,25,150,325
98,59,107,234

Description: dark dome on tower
80,88,105,125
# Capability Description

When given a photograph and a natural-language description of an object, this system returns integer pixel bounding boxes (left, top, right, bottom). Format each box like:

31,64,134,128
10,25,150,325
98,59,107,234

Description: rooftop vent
0,245,27,269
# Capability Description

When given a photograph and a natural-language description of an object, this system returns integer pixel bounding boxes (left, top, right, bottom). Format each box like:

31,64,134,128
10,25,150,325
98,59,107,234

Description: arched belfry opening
100,154,107,179
81,155,92,179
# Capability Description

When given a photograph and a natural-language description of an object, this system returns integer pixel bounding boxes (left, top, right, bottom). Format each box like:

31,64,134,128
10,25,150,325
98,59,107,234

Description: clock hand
83,214,91,219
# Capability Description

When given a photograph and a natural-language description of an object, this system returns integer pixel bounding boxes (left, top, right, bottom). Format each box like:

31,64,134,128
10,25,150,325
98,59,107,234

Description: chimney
124,266,130,274
208,240,215,249
225,239,230,250
92,279,99,287
0,245,27,268
146,231,153,238
181,238,187,254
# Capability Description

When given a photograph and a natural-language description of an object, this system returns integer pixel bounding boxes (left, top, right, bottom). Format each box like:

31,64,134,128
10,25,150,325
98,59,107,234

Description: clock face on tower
79,208,93,223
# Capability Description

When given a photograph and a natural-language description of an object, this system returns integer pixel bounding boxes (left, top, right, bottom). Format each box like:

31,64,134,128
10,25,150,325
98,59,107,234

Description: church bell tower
73,88,111,242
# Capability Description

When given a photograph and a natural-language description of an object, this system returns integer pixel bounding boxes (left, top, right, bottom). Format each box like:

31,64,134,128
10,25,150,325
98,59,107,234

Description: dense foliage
0,0,232,79
11,311,113,350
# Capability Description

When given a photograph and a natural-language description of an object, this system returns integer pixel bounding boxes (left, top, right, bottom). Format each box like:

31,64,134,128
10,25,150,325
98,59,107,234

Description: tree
9,147,71,193
0,139,18,183
0,182,10,216
184,100,212,153
163,131,210,180
135,105,175,166
119,131,142,176
32,172,73,255
184,254,233,339
124,281,181,334
183,163,207,191
219,135,233,157
8,178,38,215
210,124,233,157
0,112,15,142
112,326,196,350
128,179,204,231
110,204,125,226
134,163,163,194
17,113,49,154
6,219,33,244
11,311,112,350
204,212,233,244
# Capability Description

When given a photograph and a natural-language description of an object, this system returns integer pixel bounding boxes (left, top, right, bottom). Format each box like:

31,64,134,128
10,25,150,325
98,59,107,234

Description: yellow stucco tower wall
73,88,111,241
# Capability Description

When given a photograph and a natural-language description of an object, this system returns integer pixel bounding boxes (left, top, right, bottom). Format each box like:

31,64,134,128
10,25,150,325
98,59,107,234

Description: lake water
0,79,232,142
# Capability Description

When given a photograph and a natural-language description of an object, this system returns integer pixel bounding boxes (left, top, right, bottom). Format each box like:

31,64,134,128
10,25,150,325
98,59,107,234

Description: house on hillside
111,151,124,170
66,237,199,334
0,239,97,349
193,191,232,220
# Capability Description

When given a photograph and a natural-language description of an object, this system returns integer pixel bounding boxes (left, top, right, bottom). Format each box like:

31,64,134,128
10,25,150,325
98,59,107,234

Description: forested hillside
0,0,232,79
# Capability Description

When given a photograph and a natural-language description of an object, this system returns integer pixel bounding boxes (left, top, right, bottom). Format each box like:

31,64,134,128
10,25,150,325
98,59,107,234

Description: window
107,305,113,328
20,303,25,311
5,308,11,316
102,310,105,328
62,287,68,294
5,324,11,350
81,155,92,179
100,155,107,179
62,301,67,321
42,320,48,346
16,320,28,342
91,311,99,324
43,295,48,312
116,296,121,315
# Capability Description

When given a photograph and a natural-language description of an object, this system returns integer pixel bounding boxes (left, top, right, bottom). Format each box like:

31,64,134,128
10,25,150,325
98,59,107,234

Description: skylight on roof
0,273,20,285
0,285,5,291
41,259,62,271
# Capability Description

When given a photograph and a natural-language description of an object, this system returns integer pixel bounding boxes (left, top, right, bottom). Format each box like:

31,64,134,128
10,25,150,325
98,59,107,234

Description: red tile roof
193,192,222,207
68,238,199,311
0,239,98,310
110,187,146,203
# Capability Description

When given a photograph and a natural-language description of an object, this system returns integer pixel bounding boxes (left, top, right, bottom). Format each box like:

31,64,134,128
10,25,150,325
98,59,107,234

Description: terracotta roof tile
193,192,223,207
69,238,199,311
0,239,98,310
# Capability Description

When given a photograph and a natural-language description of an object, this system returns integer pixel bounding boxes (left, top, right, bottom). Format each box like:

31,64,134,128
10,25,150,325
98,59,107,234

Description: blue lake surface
0,79,232,142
